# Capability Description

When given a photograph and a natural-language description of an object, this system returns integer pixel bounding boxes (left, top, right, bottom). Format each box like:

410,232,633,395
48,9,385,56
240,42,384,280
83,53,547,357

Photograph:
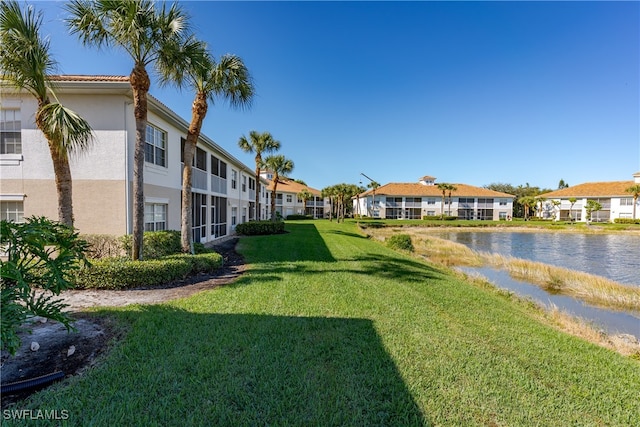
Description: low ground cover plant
1,217,89,354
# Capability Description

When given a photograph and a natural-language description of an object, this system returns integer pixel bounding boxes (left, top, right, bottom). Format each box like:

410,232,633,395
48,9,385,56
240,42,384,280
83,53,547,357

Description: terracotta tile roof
267,179,321,196
541,181,636,198
49,75,129,82
361,182,514,198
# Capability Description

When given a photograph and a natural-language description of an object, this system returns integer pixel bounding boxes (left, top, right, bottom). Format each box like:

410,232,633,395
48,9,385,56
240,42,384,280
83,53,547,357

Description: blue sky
34,1,640,191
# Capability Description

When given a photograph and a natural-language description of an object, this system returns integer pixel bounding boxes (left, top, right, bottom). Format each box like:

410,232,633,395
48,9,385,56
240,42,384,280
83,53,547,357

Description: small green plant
1,217,89,355
386,234,414,252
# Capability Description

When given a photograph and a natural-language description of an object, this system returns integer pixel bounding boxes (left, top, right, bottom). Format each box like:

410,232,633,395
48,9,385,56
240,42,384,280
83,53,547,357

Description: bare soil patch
1,238,245,408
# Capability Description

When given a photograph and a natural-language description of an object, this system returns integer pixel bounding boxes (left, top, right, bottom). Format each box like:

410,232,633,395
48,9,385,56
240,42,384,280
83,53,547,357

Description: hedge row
613,218,640,224
235,220,285,235
73,252,223,290
286,215,313,220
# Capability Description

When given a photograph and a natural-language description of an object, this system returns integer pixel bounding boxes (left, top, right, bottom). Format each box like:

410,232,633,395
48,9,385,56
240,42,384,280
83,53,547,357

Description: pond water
458,266,640,338
431,231,640,286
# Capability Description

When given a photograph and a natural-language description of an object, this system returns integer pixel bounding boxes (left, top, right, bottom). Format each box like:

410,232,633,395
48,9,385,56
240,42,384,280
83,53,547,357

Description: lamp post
360,172,378,218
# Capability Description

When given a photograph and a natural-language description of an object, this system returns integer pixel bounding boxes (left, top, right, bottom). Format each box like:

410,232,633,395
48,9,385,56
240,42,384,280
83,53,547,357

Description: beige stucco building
1,76,268,242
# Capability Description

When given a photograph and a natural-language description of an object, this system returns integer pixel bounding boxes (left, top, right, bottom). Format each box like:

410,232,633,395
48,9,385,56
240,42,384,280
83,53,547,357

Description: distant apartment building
355,176,515,220
538,172,640,222
261,172,329,219
0,75,267,243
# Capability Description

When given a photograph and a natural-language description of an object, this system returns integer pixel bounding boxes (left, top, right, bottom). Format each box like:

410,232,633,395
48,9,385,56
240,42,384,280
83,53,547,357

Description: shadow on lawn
41,307,428,426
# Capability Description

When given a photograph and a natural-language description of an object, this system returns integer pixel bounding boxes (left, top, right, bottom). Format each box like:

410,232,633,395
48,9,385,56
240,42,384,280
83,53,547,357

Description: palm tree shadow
93,306,429,425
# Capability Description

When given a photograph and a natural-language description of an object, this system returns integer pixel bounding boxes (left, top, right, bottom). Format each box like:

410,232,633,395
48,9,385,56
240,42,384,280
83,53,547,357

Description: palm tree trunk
131,64,150,261
49,147,74,227
35,100,74,228
270,184,277,221
181,92,208,253
254,154,261,221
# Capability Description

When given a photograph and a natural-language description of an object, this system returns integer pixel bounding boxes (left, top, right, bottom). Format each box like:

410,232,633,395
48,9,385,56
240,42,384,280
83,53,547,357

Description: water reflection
459,266,640,339
434,232,640,286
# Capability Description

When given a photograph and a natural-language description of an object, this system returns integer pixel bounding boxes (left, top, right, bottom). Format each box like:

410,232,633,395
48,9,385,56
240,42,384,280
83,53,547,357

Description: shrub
614,218,640,224
82,234,124,259
73,252,223,290
120,230,182,259
286,214,313,220
386,234,414,252
1,217,89,355
236,220,285,235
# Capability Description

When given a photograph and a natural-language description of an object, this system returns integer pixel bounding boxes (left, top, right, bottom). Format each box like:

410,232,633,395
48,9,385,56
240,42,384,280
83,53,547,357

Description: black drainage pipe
1,371,65,395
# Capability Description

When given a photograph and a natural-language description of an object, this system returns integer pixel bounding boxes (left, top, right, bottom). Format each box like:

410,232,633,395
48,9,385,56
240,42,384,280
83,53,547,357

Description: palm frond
206,54,255,109
0,0,56,100
37,103,94,157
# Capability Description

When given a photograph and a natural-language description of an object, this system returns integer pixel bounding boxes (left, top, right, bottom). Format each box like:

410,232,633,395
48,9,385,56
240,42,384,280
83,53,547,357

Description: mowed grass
10,221,640,426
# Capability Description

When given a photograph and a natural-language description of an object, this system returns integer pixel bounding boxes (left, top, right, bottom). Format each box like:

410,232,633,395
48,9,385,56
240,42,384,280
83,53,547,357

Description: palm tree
367,181,380,217
160,43,254,253
518,195,536,220
1,1,93,227
447,184,457,216
625,185,640,220
66,0,190,260
297,188,313,217
536,196,547,219
263,155,294,221
238,131,280,222
437,183,452,218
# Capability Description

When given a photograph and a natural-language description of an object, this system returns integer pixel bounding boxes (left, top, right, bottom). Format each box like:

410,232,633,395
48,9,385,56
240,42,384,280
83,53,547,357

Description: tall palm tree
1,1,93,227
446,184,457,216
297,188,313,216
518,195,536,220
625,185,640,220
66,0,190,260
238,131,280,222
437,182,452,218
263,155,294,221
160,42,254,253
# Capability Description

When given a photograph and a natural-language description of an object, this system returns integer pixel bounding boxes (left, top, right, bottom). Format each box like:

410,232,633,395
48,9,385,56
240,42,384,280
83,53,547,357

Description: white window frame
1,108,22,155
0,200,24,223
144,203,167,231
145,123,167,167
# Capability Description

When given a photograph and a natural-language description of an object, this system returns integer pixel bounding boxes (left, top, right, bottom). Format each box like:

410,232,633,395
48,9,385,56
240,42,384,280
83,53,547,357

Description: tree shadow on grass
33,306,429,426
241,250,445,287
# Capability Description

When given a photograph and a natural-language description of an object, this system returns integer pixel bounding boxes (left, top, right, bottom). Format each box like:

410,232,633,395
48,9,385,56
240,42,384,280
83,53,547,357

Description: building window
499,211,507,220
195,147,207,171
426,198,436,205
426,210,436,216
231,170,237,189
1,109,21,154
242,175,247,192
242,207,247,223
620,198,633,206
499,199,508,206
144,203,167,231
286,194,293,203
145,124,166,167
0,201,24,222
231,207,237,225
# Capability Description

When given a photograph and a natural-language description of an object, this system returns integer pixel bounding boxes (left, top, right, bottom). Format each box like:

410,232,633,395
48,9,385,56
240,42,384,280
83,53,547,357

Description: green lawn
9,220,640,426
